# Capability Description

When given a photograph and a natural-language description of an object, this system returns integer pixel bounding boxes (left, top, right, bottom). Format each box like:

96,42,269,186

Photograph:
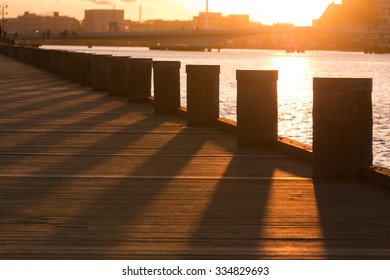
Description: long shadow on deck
314,179,390,259
186,150,313,259
0,103,173,216
0,125,209,259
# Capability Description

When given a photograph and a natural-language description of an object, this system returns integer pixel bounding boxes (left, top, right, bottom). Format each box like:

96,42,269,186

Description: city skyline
4,0,341,26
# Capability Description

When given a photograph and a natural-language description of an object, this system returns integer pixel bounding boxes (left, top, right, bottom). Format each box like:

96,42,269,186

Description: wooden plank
1,55,390,260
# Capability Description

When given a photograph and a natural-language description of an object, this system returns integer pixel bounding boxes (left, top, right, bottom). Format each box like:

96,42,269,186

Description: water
42,45,390,168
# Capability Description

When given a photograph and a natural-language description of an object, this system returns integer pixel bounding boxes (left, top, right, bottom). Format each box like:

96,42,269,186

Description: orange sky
5,0,341,26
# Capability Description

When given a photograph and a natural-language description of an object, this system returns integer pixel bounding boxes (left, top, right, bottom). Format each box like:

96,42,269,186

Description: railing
0,43,388,186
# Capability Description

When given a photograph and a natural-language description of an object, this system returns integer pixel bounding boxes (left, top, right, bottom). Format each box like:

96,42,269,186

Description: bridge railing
0,43,388,186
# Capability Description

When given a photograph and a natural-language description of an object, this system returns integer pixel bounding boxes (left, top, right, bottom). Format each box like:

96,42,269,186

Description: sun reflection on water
272,55,314,144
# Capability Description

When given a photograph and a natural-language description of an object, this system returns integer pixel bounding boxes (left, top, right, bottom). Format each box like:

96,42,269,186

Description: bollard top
313,77,373,92
153,61,181,68
186,65,220,74
236,70,278,81
128,58,153,64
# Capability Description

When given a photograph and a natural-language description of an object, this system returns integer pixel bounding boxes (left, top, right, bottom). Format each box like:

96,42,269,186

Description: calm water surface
43,46,390,168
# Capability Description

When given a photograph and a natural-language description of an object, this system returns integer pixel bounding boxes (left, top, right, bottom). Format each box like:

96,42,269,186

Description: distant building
193,12,222,30
6,12,80,35
313,0,389,28
83,10,125,32
343,0,378,26
377,0,390,28
313,0,390,50
312,3,345,28
226,15,251,29
193,12,250,30
377,0,390,49
124,12,251,32
125,19,193,31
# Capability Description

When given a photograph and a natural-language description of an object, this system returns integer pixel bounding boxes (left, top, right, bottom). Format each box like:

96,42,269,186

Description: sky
4,0,342,26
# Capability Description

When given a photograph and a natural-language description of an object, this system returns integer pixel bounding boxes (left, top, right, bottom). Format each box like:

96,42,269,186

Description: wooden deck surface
0,55,389,259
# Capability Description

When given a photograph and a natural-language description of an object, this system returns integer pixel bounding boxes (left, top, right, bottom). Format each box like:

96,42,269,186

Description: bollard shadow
313,179,390,259
0,82,107,122
186,154,274,259
0,103,167,218
0,65,66,89
0,90,105,121
2,123,208,259
186,146,314,259
0,96,137,162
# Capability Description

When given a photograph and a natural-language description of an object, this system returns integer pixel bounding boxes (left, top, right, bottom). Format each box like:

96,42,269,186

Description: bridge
15,28,261,47
15,26,389,50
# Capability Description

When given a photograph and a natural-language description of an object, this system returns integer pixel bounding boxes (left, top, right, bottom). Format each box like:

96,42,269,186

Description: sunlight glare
198,0,338,26
272,54,314,143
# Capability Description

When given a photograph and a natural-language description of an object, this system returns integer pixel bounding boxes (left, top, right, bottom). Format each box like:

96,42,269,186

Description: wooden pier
0,51,389,260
